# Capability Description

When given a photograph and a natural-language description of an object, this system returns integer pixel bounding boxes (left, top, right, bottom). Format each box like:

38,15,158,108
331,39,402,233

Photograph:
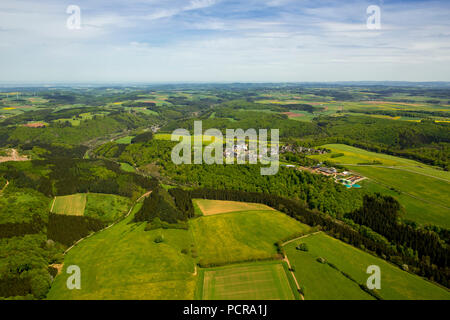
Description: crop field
47,204,197,300
285,233,450,300
309,144,450,228
193,199,274,216
199,262,297,300
189,208,310,266
51,194,87,216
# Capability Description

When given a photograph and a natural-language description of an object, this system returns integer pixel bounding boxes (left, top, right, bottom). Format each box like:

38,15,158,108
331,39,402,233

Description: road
280,231,323,301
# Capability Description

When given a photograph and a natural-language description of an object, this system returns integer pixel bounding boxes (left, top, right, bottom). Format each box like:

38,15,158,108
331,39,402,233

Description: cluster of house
280,144,328,155
312,164,337,176
223,144,278,162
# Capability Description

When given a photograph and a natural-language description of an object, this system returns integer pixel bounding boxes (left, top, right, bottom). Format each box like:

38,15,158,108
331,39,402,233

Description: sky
0,0,449,83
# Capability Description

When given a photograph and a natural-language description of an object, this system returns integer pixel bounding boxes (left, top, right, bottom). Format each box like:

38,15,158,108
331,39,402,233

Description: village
222,142,366,188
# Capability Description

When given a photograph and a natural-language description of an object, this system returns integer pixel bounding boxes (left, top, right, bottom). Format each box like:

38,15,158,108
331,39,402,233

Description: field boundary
280,231,322,301
50,196,56,212
281,231,322,247
0,180,8,195
63,190,152,255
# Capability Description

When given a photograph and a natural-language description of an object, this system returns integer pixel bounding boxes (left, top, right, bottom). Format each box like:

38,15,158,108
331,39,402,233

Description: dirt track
0,149,28,163
0,180,9,195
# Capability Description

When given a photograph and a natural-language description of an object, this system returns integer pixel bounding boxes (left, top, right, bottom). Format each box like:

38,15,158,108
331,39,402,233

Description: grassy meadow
199,261,297,300
285,233,450,300
189,209,310,266
84,193,132,222
309,144,450,228
47,204,197,300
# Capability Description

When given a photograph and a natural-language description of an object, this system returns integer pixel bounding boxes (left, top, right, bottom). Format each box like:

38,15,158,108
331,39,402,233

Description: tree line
189,188,449,288
47,213,105,246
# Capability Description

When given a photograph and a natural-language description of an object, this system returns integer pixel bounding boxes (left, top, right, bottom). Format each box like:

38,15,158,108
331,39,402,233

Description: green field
115,136,135,144
190,209,310,266
46,204,197,300
199,262,297,300
51,194,87,216
309,144,450,228
310,144,450,179
355,167,450,227
51,193,131,223
120,162,135,172
285,233,450,300
84,193,132,222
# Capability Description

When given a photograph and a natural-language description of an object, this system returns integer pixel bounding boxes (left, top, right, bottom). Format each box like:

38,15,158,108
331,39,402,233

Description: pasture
199,262,297,300
309,144,450,228
120,162,135,172
84,193,132,222
285,233,450,300
51,193,132,223
51,194,87,216
115,136,135,144
47,204,197,300
189,208,310,266
193,199,274,216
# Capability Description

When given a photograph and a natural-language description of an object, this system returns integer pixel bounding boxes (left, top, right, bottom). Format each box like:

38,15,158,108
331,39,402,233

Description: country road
280,231,323,301
0,180,9,195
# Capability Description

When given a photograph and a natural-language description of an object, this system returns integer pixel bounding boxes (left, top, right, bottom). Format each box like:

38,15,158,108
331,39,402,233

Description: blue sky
0,0,449,83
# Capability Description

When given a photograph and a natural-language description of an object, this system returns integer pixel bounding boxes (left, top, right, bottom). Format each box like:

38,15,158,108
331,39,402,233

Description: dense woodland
0,159,158,199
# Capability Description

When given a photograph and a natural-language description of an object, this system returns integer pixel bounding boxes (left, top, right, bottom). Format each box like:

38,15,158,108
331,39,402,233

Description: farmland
0,84,449,301
47,204,197,300
84,193,132,222
51,194,87,216
309,144,450,228
51,193,132,223
193,199,274,216
189,209,311,266
47,200,309,300
285,233,450,300
198,261,298,300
